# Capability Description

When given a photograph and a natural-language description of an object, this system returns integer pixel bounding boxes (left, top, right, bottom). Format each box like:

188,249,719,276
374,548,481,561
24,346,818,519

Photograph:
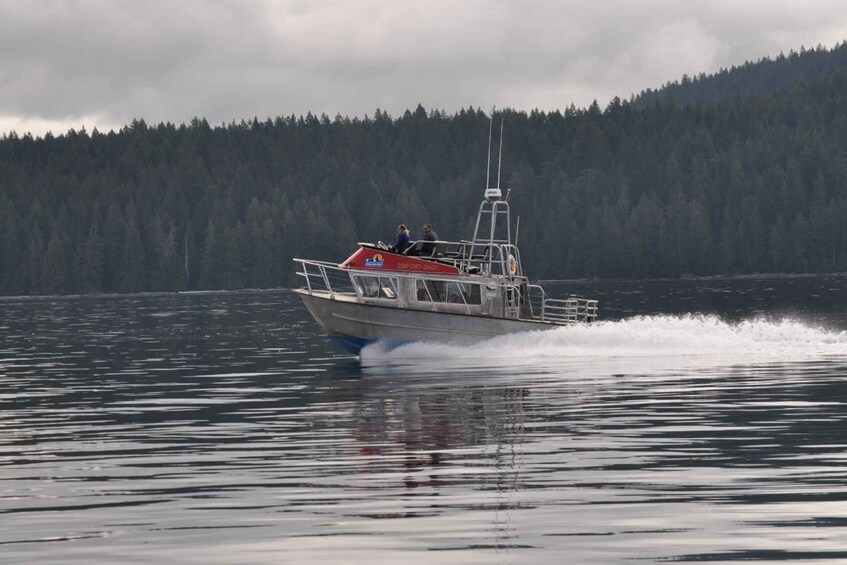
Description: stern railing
526,284,598,323
540,297,598,323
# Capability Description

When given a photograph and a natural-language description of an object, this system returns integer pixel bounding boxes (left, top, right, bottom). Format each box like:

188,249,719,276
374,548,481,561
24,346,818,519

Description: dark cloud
1,0,845,135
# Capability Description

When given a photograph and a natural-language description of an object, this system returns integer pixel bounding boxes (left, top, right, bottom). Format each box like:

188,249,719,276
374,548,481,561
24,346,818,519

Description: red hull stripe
340,246,459,275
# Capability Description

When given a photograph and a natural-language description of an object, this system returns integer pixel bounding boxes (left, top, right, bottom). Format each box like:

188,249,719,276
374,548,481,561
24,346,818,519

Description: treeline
633,42,847,108
4,49,847,295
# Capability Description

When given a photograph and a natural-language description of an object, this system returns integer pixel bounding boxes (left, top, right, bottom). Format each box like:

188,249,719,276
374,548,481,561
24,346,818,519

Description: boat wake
359,314,847,370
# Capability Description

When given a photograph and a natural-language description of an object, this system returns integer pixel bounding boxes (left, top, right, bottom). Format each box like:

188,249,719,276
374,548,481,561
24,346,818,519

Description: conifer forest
3,43,847,295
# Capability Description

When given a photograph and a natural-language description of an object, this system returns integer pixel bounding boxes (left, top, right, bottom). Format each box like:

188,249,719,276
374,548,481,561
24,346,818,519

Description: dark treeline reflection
5,43,847,296
5,289,847,561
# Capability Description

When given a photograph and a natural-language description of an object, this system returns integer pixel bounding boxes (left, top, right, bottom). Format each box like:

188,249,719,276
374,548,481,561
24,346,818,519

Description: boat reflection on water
349,382,531,494
7,288,847,561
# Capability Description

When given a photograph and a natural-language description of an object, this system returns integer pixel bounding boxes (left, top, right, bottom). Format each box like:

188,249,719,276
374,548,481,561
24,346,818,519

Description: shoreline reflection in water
3,281,847,562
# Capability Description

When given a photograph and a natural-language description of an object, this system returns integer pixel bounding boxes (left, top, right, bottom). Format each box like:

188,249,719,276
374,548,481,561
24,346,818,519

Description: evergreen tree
2,41,847,295
79,221,104,293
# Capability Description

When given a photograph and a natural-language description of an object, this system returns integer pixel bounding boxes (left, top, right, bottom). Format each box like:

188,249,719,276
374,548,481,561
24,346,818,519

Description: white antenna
485,117,493,189
496,118,504,189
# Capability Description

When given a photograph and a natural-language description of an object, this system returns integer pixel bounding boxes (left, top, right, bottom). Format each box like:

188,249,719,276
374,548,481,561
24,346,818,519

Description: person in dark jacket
389,224,411,253
419,223,439,255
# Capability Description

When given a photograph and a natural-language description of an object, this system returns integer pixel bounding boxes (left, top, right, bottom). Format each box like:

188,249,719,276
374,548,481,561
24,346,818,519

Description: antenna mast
496,119,504,189
485,117,493,189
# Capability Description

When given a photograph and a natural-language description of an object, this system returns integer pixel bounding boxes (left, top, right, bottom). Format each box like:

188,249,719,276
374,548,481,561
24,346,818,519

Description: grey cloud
0,0,845,135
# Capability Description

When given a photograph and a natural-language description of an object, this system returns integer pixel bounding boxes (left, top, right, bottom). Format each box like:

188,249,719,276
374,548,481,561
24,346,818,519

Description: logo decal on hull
365,253,384,268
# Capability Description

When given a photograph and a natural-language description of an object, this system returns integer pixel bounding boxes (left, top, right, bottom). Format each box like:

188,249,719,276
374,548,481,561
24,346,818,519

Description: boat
293,188,599,354
293,127,599,355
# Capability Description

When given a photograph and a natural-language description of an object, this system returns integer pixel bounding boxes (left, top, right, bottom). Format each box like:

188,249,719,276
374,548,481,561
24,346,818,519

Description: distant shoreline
3,271,847,301
537,271,847,285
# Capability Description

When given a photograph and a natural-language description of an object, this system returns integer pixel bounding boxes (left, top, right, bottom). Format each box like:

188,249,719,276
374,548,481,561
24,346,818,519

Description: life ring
507,254,517,275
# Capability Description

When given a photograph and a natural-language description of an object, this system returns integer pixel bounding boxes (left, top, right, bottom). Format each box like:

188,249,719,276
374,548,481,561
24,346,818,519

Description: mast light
484,188,502,201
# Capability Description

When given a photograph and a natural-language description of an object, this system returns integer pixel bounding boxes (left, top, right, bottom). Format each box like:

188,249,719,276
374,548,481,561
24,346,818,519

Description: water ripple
3,285,847,562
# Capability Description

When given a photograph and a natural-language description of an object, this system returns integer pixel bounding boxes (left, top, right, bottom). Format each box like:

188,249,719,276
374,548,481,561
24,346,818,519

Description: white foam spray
360,315,847,368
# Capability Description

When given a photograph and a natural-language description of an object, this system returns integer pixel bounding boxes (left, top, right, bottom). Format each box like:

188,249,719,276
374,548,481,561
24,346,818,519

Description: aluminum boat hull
295,289,559,354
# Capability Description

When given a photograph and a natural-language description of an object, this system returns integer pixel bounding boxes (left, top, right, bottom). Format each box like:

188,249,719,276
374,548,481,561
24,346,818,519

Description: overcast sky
1,0,846,137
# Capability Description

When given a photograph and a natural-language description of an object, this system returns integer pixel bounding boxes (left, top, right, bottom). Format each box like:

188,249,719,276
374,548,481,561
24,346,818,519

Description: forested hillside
633,42,847,108
3,44,847,295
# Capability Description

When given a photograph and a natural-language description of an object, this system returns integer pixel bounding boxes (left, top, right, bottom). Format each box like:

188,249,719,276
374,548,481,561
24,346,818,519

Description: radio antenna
496,118,504,189
485,116,493,189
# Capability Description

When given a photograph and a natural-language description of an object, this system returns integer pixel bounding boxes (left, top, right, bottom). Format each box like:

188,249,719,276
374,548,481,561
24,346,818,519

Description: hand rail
294,258,357,297
541,297,598,323
368,240,524,277
294,257,598,324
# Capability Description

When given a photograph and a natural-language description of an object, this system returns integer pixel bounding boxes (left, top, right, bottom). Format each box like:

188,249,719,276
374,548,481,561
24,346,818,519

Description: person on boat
389,224,411,253
419,223,439,255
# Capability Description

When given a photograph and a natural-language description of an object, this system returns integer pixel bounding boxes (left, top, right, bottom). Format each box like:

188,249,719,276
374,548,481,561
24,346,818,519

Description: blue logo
365,254,384,268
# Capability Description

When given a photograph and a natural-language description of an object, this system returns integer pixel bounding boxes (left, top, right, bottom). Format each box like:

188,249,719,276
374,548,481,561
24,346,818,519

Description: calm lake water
4,275,847,563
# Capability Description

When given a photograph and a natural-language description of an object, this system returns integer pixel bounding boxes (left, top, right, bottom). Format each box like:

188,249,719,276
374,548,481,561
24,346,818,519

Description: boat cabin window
353,275,398,299
415,280,482,305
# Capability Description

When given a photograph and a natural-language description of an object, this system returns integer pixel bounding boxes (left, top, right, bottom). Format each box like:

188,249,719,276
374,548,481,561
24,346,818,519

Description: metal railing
294,257,598,324
527,284,546,319
294,258,356,298
399,239,523,278
540,297,598,323
525,284,597,323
